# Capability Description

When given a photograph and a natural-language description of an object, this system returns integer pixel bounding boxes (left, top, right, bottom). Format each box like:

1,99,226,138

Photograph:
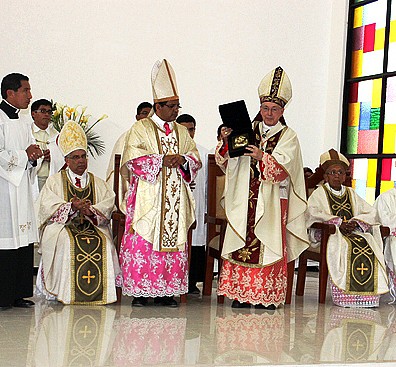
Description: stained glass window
342,0,396,204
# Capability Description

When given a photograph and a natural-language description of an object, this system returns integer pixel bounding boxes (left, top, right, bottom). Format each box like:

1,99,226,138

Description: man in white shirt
30,99,64,196
0,73,43,310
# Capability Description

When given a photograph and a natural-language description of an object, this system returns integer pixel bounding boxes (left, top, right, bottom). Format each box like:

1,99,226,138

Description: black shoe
0,305,12,311
188,285,200,295
255,304,276,310
154,296,178,308
231,300,251,308
13,299,35,308
132,297,148,307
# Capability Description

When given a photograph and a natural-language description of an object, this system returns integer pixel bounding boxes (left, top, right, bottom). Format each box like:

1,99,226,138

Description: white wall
0,0,348,179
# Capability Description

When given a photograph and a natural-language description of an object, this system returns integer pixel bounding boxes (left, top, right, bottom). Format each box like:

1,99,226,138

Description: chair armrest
205,213,227,226
380,225,390,238
112,211,125,223
311,222,336,235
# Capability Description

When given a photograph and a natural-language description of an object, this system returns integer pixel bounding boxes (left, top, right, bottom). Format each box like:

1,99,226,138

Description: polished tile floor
1,272,396,367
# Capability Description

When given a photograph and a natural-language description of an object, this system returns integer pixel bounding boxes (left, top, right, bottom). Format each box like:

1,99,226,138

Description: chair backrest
206,154,226,245
305,165,352,198
113,154,121,211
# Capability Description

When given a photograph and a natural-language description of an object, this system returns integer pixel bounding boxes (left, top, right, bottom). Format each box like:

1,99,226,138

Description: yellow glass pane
367,159,377,187
354,7,363,28
348,103,360,126
366,187,376,205
351,179,357,190
372,79,382,108
380,180,395,193
375,28,385,50
390,20,396,43
383,124,396,153
351,50,363,78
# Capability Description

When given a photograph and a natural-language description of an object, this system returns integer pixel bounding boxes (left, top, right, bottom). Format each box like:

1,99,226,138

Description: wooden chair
202,154,226,303
202,154,295,305
111,154,192,304
296,167,389,303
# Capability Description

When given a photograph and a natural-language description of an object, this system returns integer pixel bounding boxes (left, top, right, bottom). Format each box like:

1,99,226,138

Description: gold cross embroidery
356,263,368,275
82,270,95,284
79,325,92,338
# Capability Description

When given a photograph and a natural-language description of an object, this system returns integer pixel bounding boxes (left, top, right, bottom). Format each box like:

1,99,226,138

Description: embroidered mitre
58,120,87,157
258,66,292,108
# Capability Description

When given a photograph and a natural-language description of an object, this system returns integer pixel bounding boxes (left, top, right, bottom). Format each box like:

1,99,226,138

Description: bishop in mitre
117,59,201,308
306,149,388,307
36,120,120,304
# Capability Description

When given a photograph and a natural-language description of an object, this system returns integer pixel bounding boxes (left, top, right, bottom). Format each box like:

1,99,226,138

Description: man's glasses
35,109,53,115
164,103,182,109
326,170,346,176
67,154,87,160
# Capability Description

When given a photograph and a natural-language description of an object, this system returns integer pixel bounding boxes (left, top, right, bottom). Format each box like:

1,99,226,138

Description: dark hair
153,101,167,113
176,114,196,127
31,99,52,114
1,73,29,99
136,101,152,114
217,123,227,138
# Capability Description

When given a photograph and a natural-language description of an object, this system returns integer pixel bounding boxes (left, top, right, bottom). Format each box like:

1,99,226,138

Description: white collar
32,122,51,134
260,121,284,139
325,182,346,196
151,113,173,130
66,167,89,188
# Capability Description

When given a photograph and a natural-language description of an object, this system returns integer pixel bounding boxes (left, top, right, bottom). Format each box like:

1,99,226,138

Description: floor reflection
113,315,186,365
31,303,117,367
3,277,396,366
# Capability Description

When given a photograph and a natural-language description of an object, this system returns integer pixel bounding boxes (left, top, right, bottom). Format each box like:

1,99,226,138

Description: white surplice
0,110,38,249
31,122,64,199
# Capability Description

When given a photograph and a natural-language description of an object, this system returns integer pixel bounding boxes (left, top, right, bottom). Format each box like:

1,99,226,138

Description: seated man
374,186,396,301
306,149,388,307
36,120,120,304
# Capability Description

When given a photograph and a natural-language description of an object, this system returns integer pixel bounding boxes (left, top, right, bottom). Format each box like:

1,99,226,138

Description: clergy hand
244,145,263,160
71,196,85,211
81,204,94,217
26,144,43,161
339,221,357,235
163,154,185,168
43,149,51,162
221,127,232,143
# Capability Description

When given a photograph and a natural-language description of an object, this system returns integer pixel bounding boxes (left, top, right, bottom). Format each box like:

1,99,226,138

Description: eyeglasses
260,105,282,114
164,103,182,109
326,170,346,176
67,154,87,160
35,109,53,115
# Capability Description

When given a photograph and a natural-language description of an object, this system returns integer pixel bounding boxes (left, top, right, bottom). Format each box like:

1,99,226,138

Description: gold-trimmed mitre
258,66,292,108
320,148,350,172
58,120,88,157
151,59,179,103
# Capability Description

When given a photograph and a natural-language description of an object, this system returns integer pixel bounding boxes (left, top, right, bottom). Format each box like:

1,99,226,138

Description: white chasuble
220,123,308,265
37,171,120,304
306,185,388,294
121,117,201,252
